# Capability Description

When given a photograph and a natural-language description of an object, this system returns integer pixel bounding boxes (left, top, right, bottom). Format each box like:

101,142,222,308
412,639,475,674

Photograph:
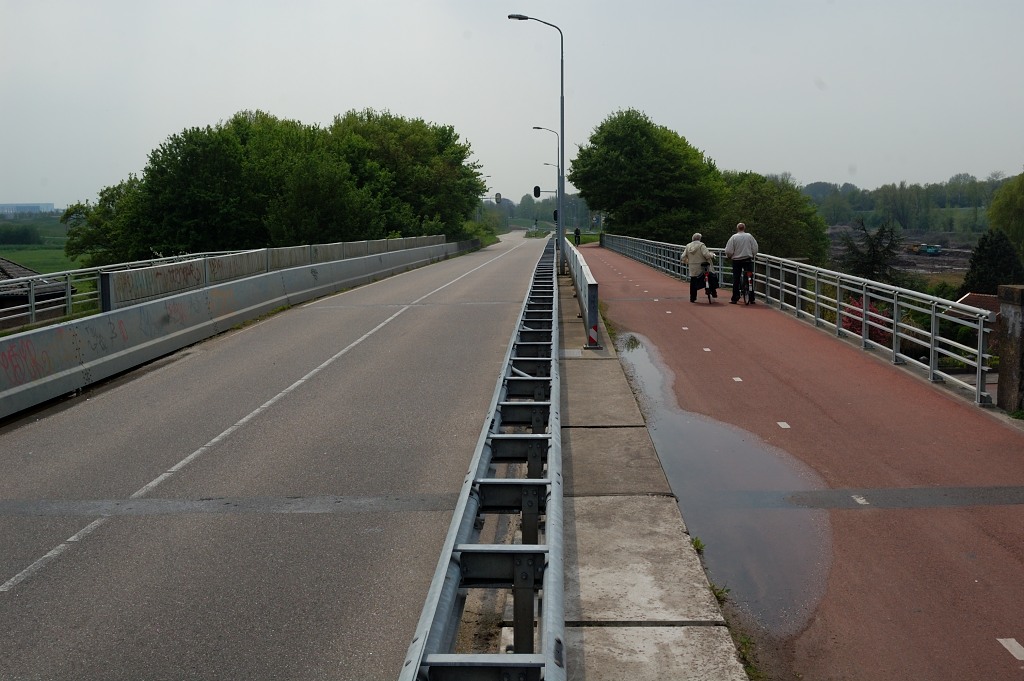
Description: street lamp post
533,125,559,176
510,13,566,273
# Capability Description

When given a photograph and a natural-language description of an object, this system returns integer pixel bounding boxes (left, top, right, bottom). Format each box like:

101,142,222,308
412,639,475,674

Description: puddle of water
618,333,831,637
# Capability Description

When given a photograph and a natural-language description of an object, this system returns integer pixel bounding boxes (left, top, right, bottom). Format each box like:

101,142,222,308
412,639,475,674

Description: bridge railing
601,233,996,406
0,237,446,333
0,239,470,420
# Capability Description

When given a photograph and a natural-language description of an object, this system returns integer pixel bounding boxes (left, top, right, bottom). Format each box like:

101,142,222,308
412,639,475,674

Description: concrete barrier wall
102,238,447,311
312,243,346,263
102,258,207,309
208,250,269,284
269,245,311,270
345,241,368,258
0,241,470,419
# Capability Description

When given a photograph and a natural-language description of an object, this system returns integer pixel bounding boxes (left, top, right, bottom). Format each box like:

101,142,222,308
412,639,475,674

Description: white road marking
998,638,1024,661
0,244,527,594
852,495,870,506
777,422,791,429
733,377,743,382
703,347,711,352
681,327,689,331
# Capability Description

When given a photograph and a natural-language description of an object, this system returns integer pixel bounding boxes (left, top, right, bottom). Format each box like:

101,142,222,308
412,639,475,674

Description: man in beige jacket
681,232,717,303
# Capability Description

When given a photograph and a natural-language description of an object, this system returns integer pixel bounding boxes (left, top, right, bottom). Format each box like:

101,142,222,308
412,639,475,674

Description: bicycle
738,266,755,305
700,262,716,304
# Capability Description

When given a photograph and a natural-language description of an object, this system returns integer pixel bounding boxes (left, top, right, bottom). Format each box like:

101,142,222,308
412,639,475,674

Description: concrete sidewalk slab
566,626,748,681
563,427,671,497
560,360,644,428
564,495,722,623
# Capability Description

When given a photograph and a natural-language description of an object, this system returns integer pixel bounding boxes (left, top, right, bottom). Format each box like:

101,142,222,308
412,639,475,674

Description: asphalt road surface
583,243,1024,681
0,232,548,681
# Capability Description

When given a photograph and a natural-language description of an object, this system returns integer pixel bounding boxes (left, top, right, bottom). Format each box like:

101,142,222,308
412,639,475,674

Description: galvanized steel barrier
602,233,997,406
563,238,601,349
400,238,565,681
757,253,996,405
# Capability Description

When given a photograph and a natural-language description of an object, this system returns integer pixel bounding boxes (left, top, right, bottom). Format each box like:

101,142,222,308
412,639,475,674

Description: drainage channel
400,238,565,681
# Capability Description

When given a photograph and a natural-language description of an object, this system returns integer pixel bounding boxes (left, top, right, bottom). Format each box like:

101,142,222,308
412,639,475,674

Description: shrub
841,296,893,346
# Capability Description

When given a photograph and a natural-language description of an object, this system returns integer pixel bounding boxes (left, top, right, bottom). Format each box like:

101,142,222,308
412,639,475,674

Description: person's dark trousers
731,259,754,303
689,275,702,302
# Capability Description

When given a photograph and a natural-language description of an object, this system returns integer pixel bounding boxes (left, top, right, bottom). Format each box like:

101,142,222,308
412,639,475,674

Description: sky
2,0,1023,209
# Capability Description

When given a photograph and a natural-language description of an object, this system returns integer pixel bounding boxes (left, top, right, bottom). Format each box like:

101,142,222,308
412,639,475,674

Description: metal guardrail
0,252,232,332
0,237,445,333
563,237,601,349
400,238,565,681
602,233,997,406
1,241,472,420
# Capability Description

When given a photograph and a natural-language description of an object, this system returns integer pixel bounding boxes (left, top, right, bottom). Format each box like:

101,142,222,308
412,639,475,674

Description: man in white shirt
723,222,759,304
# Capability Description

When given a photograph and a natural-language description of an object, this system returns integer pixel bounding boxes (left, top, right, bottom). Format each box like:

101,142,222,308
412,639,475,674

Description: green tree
139,119,268,254
62,176,146,265
568,109,722,242
62,109,487,264
960,227,1024,295
989,172,1024,255
516,194,537,220
709,172,829,264
327,109,485,240
836,218,904,282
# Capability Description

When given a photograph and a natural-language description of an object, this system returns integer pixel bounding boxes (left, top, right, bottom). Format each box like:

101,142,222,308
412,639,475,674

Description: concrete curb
558,273,749,680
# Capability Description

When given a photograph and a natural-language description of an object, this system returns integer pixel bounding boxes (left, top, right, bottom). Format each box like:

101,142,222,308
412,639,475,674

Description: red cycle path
582,244,1024,680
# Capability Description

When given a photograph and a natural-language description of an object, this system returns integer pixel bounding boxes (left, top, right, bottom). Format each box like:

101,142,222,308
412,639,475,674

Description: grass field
0,246,80,273
0,214,79,273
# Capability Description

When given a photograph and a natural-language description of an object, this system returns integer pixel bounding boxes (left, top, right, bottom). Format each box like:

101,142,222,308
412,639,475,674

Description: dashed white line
777,421,791,429
733,377,743,382
703,347,711,352
998,638,1024,661
851,495,870,506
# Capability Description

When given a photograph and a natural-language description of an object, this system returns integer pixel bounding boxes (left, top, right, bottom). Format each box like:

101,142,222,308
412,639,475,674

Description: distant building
0,203,56,215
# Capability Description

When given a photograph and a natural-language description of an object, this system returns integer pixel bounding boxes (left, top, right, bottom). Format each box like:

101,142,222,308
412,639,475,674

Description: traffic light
533,186,541,198
553,210,558,225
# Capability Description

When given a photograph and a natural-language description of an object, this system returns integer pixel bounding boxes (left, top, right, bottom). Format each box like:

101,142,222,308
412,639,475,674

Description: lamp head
508,13,529,20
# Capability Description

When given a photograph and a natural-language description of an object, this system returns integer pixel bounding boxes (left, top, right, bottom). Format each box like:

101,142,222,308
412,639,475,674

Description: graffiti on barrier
0,338,52,386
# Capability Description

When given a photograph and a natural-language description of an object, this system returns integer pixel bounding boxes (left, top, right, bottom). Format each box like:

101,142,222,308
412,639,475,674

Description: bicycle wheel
705,274,713,303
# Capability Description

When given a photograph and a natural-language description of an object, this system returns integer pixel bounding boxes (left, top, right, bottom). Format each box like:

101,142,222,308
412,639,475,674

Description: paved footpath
558,265,748,680
570,243,1024,680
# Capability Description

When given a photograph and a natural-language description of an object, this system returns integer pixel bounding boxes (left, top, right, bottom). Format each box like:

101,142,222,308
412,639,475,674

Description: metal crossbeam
421,654,544,681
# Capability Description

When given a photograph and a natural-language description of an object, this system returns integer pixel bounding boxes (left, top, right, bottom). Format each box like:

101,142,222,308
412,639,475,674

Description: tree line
61,110,490,267
564,108,830,264
562,108,1024,295
802,173,1012,235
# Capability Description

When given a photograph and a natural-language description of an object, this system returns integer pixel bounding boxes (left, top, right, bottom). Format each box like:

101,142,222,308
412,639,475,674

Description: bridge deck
569,243,1024,680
